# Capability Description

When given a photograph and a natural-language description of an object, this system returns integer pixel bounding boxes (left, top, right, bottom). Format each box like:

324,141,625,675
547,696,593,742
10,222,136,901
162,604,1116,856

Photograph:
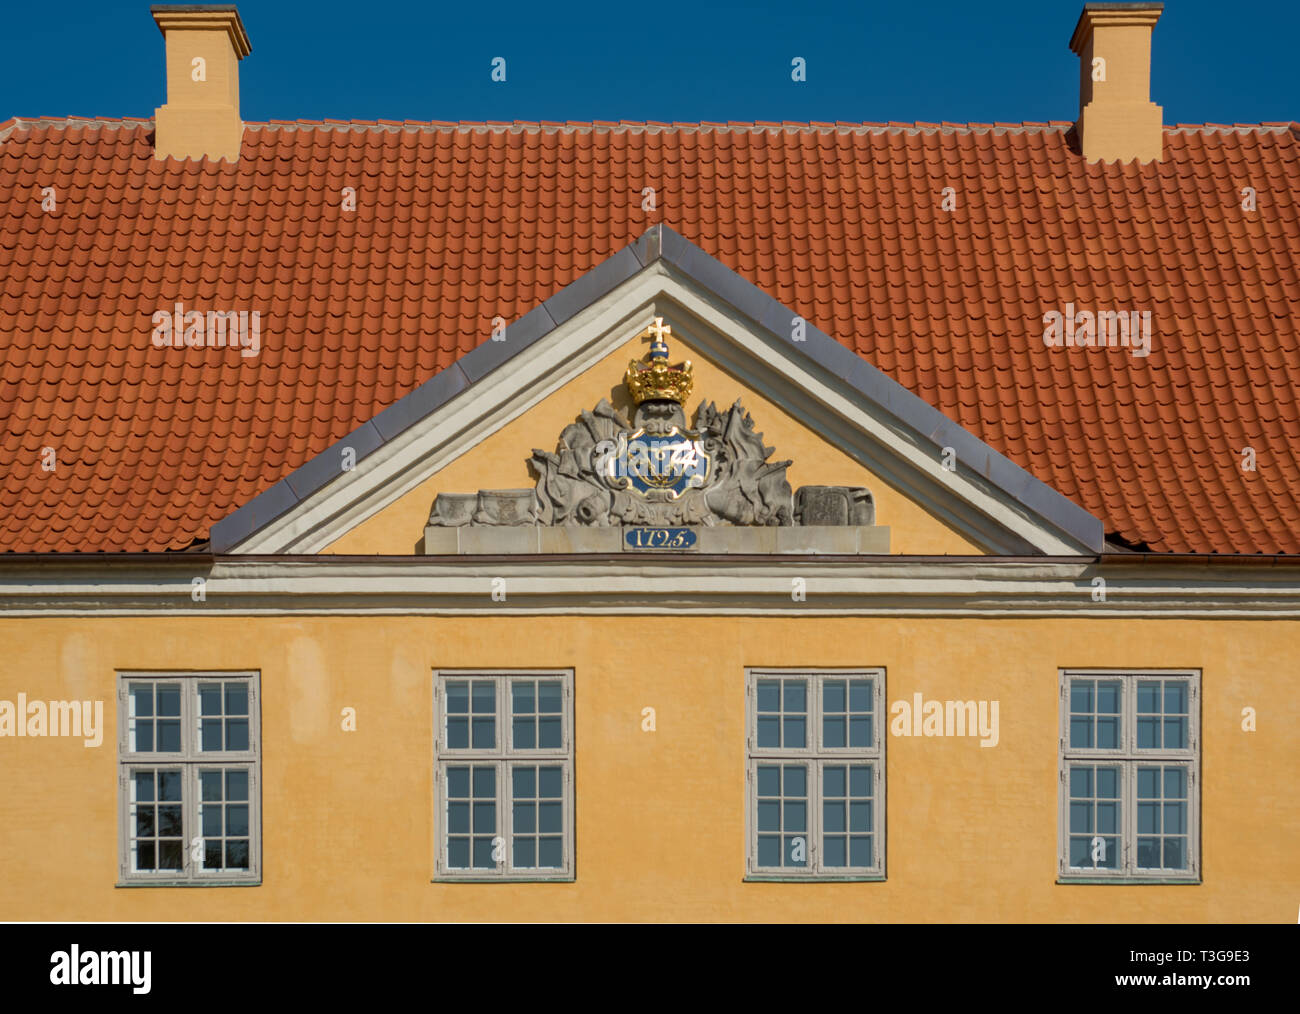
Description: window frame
744,667,886,881
432,669,575,883
1057,668,1200,884
116,670,261,887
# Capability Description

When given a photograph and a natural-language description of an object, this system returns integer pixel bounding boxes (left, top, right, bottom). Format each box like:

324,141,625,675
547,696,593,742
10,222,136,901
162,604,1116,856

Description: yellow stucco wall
2,613,1295,921
325,333,984,556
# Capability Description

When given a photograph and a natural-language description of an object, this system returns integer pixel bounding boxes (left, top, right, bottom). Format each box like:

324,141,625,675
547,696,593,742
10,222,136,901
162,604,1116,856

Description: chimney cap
1070,3,1163,55
151,4,251,59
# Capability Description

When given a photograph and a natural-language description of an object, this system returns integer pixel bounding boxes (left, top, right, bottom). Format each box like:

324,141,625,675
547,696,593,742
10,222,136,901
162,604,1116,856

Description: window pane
1070,681,1093,713
1136,716,1159,749
823,765,846,798
1097,682,1121,713
1070,766,1092,797
1070,801,1092,833
1163,838,1186,869
783,716,806,749
1164,717,1186,749
849,716,872,748
823,716,846,748
202,805,222,837
849,679,872,712
756,680,779,713
135,770,155,802
823,799,846,833
538,716,562,749
225,770,248,800
1137,682,1160,713
1137,837,1160,868
131,684,154,717
1070,717,1093,749
225,841,249,870
849,765,872,798
227,804,249,836
447,716,468,749
159,770,183,801
783,766,805,797
539,801,562,834
512,765,535,798
157,720,181,753
1096,768,1119,798
447,767,470,798
471,716,495,749
225,684,248,715
446,681,469,713
824,836,847,867
537,681,562,713
448,801,469,834
757,765,780,797
1096,717,1119,750
1164,767,1185,798
225,718,249,751
757,836,780,867
158,805,182,837
200,770,222,800
783,680,806,712
538,766,562,798
1164,681,1187,714
783,800,807,833
472,681,495,713
159,841,183,870
757,800,780,832
513,717,535,749
850,836,873,867
472,766,495,796
201,718,223,752
514,802,536,834
198,684,222,716
513,837,535,867
511,681,534,714
823,680,846,713
757,715,780,748
538,838,562,867
156,686,181,717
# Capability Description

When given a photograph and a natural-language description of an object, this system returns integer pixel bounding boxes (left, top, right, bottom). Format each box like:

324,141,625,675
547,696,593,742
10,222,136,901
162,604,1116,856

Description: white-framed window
745,668,885,879
433,670,575,881
1058,669,1200,882
117,671,261,885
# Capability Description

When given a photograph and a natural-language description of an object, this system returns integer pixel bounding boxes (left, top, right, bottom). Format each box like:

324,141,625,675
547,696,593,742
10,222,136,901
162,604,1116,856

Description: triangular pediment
211,227,1102,557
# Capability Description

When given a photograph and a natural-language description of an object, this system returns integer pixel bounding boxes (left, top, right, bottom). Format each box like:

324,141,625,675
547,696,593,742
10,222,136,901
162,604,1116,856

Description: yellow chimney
1068,3,1164,164
151,4,251,162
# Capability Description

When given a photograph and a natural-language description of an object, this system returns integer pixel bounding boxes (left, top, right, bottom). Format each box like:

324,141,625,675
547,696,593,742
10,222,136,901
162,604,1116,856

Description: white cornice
3,558,1300,618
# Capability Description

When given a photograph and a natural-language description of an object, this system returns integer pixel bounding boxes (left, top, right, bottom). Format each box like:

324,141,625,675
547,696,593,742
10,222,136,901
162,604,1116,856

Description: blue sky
4,0,1296,126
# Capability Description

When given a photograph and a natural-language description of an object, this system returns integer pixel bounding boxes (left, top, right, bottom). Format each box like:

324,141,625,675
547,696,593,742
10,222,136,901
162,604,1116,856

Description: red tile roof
1,117,1298,554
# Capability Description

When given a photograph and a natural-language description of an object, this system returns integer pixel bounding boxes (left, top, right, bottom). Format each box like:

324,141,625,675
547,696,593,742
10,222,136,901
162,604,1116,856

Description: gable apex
211,226,1103,556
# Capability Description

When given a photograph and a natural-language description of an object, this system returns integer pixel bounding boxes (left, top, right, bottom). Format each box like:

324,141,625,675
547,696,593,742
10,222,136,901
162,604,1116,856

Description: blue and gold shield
607,428,711,498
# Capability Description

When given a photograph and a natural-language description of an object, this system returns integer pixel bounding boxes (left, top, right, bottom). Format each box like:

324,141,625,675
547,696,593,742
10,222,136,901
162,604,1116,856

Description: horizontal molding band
2,559,1300,617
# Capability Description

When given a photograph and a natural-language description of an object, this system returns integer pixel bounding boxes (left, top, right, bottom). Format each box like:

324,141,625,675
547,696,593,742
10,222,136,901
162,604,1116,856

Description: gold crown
624,318,694,405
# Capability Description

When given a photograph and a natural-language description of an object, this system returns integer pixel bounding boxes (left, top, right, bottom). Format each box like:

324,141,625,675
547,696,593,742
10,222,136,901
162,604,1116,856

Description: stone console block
794,486,875,526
